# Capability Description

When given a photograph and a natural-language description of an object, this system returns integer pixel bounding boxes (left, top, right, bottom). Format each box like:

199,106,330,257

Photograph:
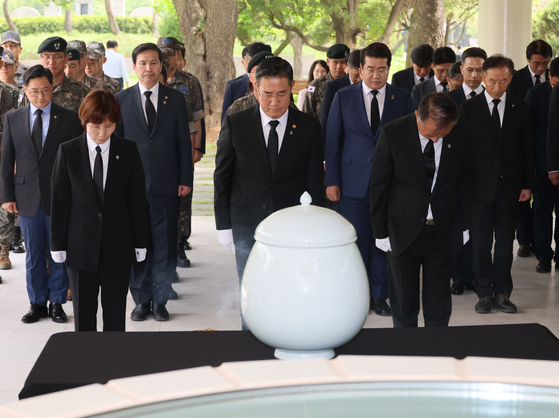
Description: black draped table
19,323,559,399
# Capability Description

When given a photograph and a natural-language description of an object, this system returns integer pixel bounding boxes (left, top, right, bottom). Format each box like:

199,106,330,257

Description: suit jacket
221,74,250,122
114,83,193,194
460,93,535,202
1,102,82,217
411,77,437,109
214,105,326,244
320,73,351,149
325,82,414,199
547,85,559,172
525,81,551,175
370,114,476,258
391,67,435,94
508,65,549,100
50,134,148,272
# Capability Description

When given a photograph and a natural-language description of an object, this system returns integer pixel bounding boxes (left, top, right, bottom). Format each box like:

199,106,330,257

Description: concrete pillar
478,0,532,70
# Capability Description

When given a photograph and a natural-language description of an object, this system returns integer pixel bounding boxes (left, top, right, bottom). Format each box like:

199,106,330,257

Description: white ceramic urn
241,192,370,360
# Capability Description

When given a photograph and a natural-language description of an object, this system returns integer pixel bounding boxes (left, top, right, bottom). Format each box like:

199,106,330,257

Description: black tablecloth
19,323,559,399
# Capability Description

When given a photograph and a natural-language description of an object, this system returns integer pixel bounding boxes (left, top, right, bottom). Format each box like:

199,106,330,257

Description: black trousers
516,200,535,247
67,260,131,332
533,173,559,261
472,180,519,298
387,224,455,328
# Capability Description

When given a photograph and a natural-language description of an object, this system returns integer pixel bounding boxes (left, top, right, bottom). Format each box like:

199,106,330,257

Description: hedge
0,15,152,35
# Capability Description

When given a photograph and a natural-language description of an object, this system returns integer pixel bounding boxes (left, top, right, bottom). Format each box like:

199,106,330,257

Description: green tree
39,0,73,33
533,0,559,53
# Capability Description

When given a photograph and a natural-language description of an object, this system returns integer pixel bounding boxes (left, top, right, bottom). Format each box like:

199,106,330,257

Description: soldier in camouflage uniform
1,31,28,87
86,42,121,94
302,44,349,123
64,48,109,92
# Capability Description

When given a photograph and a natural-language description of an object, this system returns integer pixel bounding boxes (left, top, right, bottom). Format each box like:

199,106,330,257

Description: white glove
135,248,147,262
463,230,470,245
375,237,392,252
51,251,66,263
218,229,235,252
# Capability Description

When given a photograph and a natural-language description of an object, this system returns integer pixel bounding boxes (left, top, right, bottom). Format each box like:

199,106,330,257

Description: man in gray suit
412,47,456,109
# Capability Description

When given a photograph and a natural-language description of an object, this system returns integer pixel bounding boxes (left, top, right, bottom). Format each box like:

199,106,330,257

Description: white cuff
218,229,235,252
375,237,392,252
135,248,147,262
463,230,470,245
51,251,66,263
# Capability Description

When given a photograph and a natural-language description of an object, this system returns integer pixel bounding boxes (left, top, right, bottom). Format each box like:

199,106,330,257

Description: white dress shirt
462,83,484,99
86,133,110,190
103,49,130,82
414,71,431,85
419,131,443,220
362,82,386,127
434,76,446,93
484,90,506,126
29,101,51,146
528,65,547,86
259,106,289,151
138,82,159,126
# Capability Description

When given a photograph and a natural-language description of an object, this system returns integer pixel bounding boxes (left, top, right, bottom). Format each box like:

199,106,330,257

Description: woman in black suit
50,90,148,332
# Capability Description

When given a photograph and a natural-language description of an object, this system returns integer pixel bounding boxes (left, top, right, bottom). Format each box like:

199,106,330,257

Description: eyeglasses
363,67,387,76
40,54,65,62
258,90,290,99
26,88,53,97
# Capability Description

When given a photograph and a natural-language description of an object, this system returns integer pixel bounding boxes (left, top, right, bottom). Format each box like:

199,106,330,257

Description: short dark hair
308,60,329,82
526,39,552,60
549,57,559,78
418,93,459,128
483,54,514,74
79,90,121,129
106,40,118,49
411,44,434,67
433,47,456,66
461,47,487,64
255,57,293,86
448,61,463,80
132,43,162,64
360,42,391,67
244,42,272,59
347,49,361,69
23,64,53,87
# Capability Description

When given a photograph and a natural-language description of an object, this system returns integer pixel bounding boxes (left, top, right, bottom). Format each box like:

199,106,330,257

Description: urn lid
254,192,357,248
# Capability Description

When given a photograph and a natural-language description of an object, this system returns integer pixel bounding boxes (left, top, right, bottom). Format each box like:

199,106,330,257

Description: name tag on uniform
308,86,315,93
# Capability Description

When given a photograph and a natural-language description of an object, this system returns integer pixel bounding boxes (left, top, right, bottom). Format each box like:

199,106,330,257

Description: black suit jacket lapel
129,84,150,136
405,116,431,193
41,104,61,159
275,109,298,176
77,133,102,210
477,95,500,143
153,83,169,135
17,106,34,154
103,135,121,204
253,106,272,175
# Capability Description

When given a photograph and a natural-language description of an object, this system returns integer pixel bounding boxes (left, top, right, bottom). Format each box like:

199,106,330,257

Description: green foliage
158,11,182,40
533,0,559,53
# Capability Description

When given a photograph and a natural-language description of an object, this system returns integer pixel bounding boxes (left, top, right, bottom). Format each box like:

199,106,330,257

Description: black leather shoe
49,302,68,323
464,280,478,292
169,286,178,300
177,251,191,268
131,303,151,321
184,241,192,251
0,275,2,284
451,281,464,295
152,303,169,321
492,293,517,313
475,296,492,314
517,244,532,257
536,258,552,273
372,298,392,316
22,303,48,323
12,226,25,253
172,271,180,283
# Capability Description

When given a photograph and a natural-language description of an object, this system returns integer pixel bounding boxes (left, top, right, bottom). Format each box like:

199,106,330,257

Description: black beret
327,44,350,59
67,49,80,61
247,51,274,73
38,36,67,54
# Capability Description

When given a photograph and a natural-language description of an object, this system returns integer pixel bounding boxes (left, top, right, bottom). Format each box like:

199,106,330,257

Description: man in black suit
447,47,487,108
412,47,456,109
115,43,193,322
1,65,83,323
460,55,535,315
214,57,326,330
391,44,434,94
508,39,552,258
370,93,475,327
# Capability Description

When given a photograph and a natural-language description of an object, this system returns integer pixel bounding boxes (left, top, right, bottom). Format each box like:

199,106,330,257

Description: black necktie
440,82,448,92
470,91,477,98
370,90,380,135
144,91,156,133
93,146,105,207
423,140,435,189
419,77,425,83
32,109,43,155
492,99,501,137
268,120,279,172
535,74,541,85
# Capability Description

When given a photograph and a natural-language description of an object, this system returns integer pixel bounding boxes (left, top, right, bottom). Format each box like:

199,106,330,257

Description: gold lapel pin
292,124,296,129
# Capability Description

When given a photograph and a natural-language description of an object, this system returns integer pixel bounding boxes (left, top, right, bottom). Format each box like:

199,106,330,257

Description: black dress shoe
464,280,478,292
169,286,178,300
177,251,191,268
371,298,392,316
131,303,151,321
22,303,48,323
536,258,552,273
173,271,180,283
451,281,464,295
152,303,169,321
184,241,192,251
49,302,68,323
492,293,517,313
12,226,25,253
517,244,532,258
0,275,2,284
475,296,492,314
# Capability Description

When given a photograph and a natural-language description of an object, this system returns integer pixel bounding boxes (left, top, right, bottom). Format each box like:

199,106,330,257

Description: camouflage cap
67,48,80,61
38,36,67,54
87,41,106,60
157,37,181,55
327,43,350,59
1,49,15,64
68,40,86,56
1,30,20,45
247,51,274,73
